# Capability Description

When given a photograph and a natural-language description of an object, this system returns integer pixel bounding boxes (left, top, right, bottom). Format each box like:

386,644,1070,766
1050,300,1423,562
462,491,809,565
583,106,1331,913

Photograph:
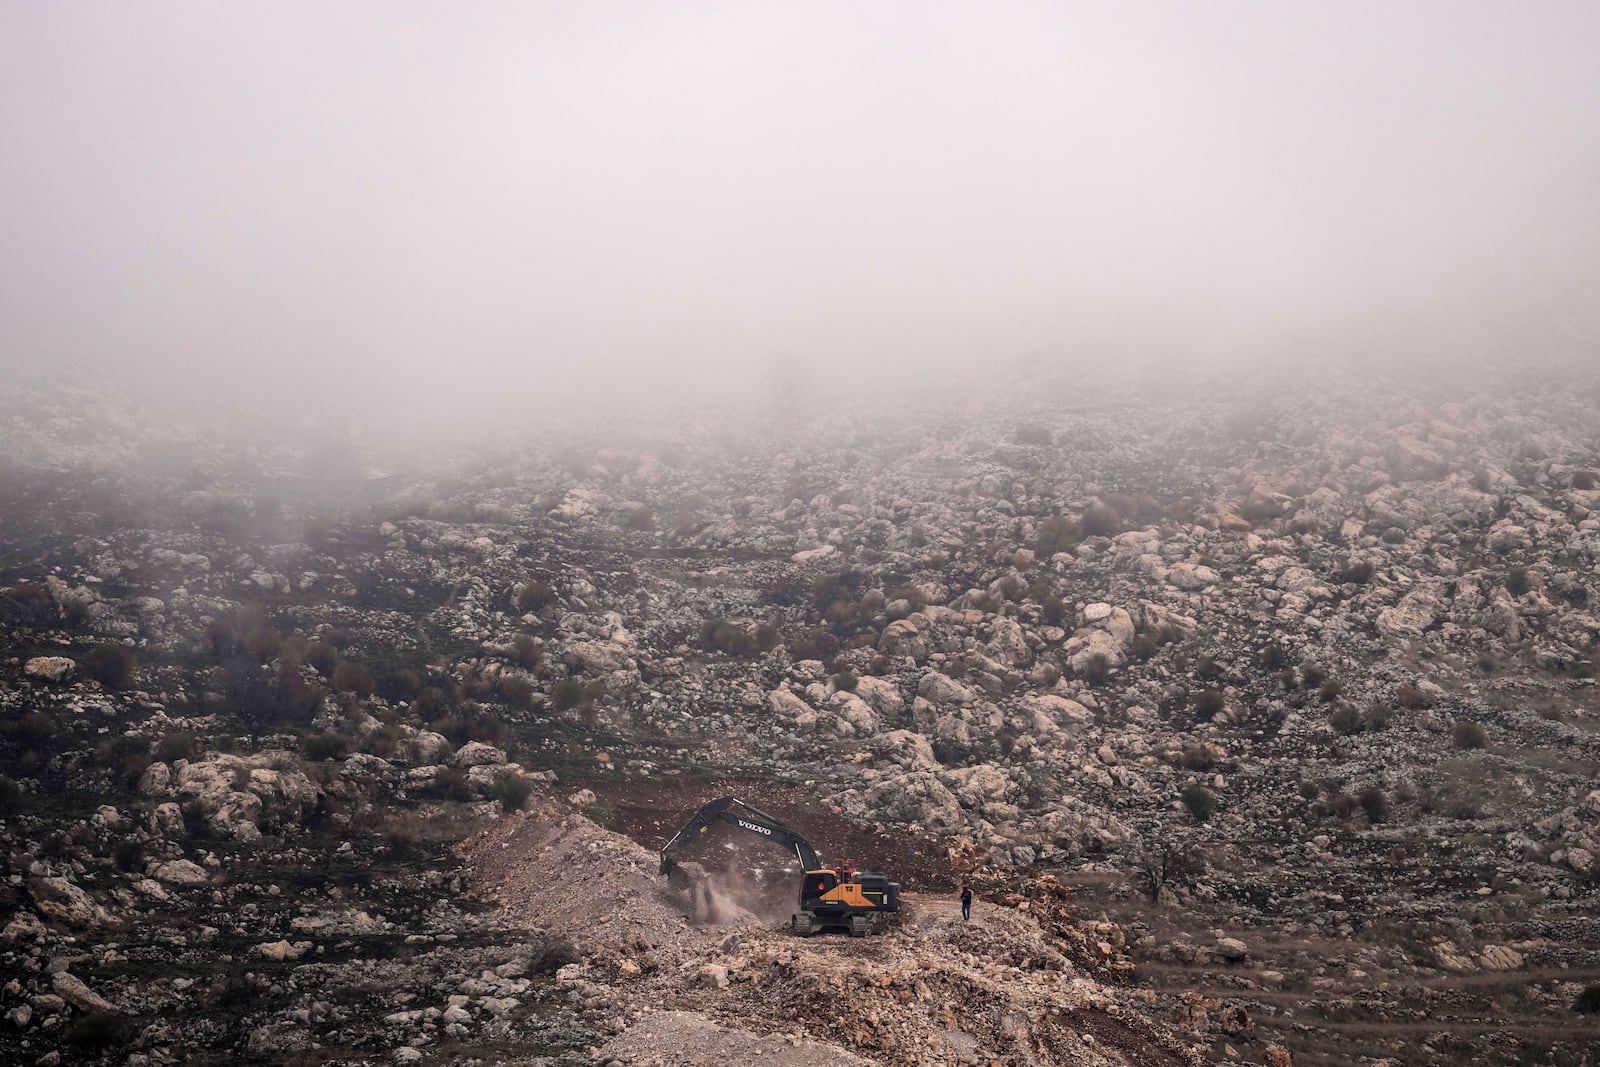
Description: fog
4,1,1598,421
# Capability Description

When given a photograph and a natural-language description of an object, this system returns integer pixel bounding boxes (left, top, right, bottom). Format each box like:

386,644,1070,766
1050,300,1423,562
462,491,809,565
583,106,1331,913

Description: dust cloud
684,869,797,928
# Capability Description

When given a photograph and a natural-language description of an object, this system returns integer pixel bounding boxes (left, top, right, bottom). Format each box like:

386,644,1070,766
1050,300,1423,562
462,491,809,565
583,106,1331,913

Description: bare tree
1130,838,1206,903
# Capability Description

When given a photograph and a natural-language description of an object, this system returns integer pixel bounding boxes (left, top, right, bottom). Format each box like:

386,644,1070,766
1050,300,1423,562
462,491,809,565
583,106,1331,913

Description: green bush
550,678,586,711
1506,567,1530,596
1181,783,1217,822
158,730,198,763
492,776,533,811
302,732,349,761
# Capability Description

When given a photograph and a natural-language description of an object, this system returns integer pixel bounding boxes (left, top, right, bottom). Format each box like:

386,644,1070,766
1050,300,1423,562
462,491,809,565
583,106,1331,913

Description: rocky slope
2,361,1599,1065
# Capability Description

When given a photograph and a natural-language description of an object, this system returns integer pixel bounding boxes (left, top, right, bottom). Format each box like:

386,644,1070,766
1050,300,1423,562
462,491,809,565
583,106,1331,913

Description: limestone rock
152,859,210,887
28,877,113,929
917,671,976,705
452,741,507,768
24,656,76,683
255,939,314,961
51,972,118,1014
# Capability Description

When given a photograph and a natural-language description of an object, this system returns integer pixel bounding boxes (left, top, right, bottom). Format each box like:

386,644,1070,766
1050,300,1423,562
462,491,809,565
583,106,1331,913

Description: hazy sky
3,2,1598,414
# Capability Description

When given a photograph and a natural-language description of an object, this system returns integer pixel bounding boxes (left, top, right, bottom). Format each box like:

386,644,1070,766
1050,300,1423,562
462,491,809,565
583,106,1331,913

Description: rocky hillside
2,363,1599,1065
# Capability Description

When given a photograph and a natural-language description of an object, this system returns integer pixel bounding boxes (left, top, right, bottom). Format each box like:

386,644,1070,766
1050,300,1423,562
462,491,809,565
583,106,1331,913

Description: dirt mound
456,798,702,950
574,892,1200,1066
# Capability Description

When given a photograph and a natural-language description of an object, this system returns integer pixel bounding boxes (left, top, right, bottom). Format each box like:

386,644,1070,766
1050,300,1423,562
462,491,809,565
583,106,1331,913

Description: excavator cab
801,869,839,907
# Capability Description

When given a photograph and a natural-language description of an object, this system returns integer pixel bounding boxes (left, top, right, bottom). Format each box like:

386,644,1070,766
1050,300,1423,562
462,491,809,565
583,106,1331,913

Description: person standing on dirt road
960,885,973,921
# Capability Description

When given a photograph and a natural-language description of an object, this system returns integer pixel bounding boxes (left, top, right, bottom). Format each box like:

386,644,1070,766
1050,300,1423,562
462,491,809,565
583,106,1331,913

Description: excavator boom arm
659,796,822,873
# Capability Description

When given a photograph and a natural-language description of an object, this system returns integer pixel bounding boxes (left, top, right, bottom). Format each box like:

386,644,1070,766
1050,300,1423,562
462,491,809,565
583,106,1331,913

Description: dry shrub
1452,719,1488,750
1192,688,1226,721
1360,786,1390,823
701,619,757,657
492,776,532,811
434,766,470,801
1080,653,1111,687
1034,517,1080,557
1340,560,1375,584
1080,503,1121,538
1506,567,1530,596
2,711,58,749
510,634,542,669
1394,684,1430,709
332,660,375,697
498,674,536,709
85,643,138,690
1181,783,1216,822
550,678,586,711
517,580,557,612
1361,703,1393,730
305,641,339,678
755,622,781,652
302,732,349,761
1330,704,1362,735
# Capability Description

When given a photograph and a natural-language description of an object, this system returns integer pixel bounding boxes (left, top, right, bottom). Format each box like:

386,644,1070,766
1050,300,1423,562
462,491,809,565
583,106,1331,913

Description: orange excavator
659,796,901,936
